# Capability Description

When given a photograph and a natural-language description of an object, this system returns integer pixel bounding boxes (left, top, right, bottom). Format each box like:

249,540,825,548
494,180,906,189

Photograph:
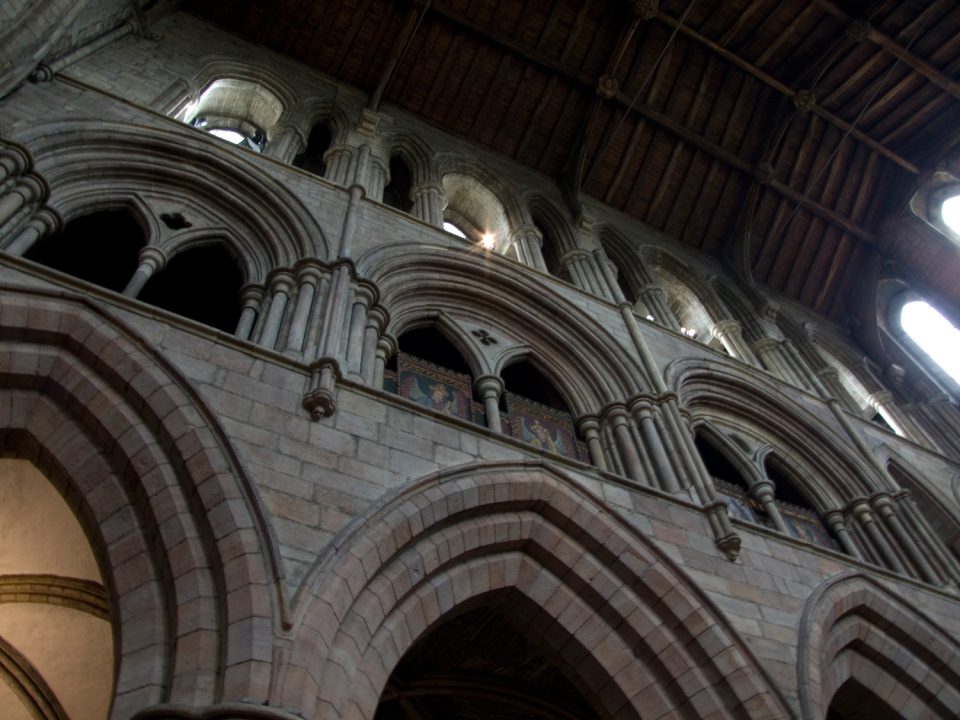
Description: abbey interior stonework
2,1,960,719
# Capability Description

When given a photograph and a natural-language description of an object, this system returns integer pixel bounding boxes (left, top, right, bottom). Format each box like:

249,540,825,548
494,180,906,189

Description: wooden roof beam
812,0,960,100
428,2,876,243
656,11,919,174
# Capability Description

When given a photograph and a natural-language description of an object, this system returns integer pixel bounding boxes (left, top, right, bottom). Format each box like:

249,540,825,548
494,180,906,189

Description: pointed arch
667,356,878,505
797,573,960,720
382,129,436,187
0,287,282,716
358,243,647,415
281,461,793,720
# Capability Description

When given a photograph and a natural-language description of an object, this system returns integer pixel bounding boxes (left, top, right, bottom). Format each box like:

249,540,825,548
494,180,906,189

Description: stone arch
156,227,255,285
595,225,647,304
526,193,577,278
435,154,528,241
693,421,765,488
358,243,646,415
382,129,436,187
0,287,283,716
11,120,328,279
797,572,960,720
390,312,488,379
667,356,879,505
643,247,723,340
282,461,793,720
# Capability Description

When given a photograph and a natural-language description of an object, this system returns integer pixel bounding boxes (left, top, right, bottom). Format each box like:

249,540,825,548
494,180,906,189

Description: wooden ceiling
183,0,960,325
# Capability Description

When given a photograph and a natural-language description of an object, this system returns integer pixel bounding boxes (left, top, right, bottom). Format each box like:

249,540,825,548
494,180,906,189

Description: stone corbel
302,358,342,420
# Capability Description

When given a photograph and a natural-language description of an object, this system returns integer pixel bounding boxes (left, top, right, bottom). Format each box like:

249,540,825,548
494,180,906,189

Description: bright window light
443,222,467,239
209,128,246,144
481,232,495,250
943,195,960,234
902,300,960,385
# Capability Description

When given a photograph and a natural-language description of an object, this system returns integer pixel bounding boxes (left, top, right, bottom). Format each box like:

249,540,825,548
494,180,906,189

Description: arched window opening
0,459,114,720
386,326,478,424
181,79,284,154
826,678,901,720
374,602,604,720
383,155,414,213
764,456,837,549
441,173,510,254
901,300,960,386
138,243,243,333
294,121,332,177
941,193,960,235
695,434,765,525
656,266,715,344
25,208,145,293
501,361,589,462
443,221,468,239
533,219,569,281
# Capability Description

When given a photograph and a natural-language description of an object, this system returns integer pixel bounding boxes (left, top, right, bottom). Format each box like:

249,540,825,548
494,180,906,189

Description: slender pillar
509,225,547,272
560,251,592,293
0,145,29,186
474,375,504,433
590,250,619,301
410,182,445,227
712,319,755,363
283,263,323,354
577,416,608,471
324,144,355,186
824,510,862,559
605,405,644,483
346,285,375,376
752,337,805,386
373,335,397,389
3,207,60,255
361,307,388,386
640,284,680,331
851,500,905,573
0,176,44,228
263,122,306,164
872,493,939,584
896,491,960,585
258,271,296,350
629,399,679,492
235,284,266,341
123,246,167,298
749,480,787,532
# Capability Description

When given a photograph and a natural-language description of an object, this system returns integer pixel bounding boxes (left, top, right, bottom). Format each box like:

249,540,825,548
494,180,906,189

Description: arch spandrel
282,461,794,720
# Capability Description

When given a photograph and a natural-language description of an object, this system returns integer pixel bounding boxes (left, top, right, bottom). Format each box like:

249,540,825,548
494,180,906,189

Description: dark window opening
383,155,413,213
25,208,145,293
533,219,565,280
695,435,749,491
294,121,332,177
765,456,815,512
397,327,471,376
501,361,568,413
138,244,243,332
375,601,604,720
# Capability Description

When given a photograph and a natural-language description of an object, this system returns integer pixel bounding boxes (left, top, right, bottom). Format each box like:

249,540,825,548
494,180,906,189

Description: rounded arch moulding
13,120,330,278
282,460,794,720
358,243,648,415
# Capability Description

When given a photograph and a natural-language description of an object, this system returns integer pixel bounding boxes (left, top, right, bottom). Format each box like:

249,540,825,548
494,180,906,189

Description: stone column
868,391,930,446
817,367,860,413
257,270,296,350
824,510,862,559
3,207,60,255
474,375,504,433
577,416,608,472
283,263,324,355
605,405,645,484
373,335,397,389
345,284,375,377
560,251,593,294
895,491,960,585
235,284,266,341
367,155,388,202
0,175,44,228
750,480,788,532
872,493,939,584
324,144,355,186
590,250,619,302
508,224,547,272
263,122,306,164
123,246,167,298
711,319,755,363
629,399,679,492
0,145,29,186
410,182,445,227
851,499,905,573
640,284,680,331
361,307,389,386
752,337,805,385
